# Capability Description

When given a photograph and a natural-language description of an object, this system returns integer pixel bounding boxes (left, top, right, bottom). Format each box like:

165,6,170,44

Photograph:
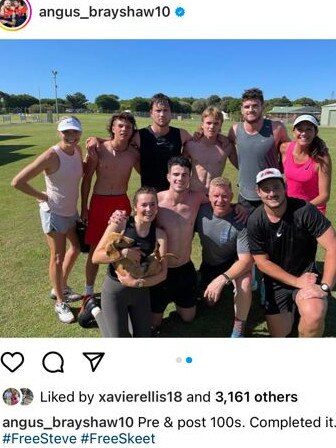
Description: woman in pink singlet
280,114,332,214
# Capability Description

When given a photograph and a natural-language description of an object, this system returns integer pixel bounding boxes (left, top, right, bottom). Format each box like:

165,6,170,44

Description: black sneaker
77,295,99,328
151,327,161,337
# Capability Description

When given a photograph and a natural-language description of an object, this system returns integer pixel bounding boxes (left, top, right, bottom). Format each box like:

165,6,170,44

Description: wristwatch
320,283,331,294
222,273,232,285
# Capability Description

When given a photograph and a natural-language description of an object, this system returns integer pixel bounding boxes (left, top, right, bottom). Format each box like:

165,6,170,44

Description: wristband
222,273,232,285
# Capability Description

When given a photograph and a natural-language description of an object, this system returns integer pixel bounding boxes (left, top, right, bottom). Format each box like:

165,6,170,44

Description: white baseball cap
256,168,283,184
57,117,82,132
293,114,319,128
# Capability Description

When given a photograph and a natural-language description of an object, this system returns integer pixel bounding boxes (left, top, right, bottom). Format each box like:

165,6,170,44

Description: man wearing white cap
11,116,83,324
246,168,336,337
280,114,331,215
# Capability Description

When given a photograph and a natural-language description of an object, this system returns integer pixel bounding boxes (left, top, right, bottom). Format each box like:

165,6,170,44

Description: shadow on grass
158,289,269,338
71,284,336,338
0,139,36,166
157,279,336,338
0,134,30,141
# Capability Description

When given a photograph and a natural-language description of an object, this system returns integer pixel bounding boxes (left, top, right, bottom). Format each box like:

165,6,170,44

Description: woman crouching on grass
79,187,168,337
11,116,83,324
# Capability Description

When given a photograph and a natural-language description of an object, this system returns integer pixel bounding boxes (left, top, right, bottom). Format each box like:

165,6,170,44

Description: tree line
0,90,335,115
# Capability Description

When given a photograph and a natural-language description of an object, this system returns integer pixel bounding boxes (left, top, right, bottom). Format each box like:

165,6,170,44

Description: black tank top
108,217,157,279
139,126,182,192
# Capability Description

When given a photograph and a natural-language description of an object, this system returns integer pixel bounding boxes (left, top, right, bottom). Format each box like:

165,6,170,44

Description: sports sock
84,285,94,296
230,318,246,338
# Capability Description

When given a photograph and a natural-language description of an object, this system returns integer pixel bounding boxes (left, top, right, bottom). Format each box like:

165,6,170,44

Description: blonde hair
209,177,232,189
197,106,223,135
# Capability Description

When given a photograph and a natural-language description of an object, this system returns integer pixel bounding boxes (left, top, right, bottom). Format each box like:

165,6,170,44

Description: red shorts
85,194,131,246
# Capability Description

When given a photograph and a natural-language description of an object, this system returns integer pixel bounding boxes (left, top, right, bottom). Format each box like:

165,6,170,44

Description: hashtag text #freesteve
2,432,156,444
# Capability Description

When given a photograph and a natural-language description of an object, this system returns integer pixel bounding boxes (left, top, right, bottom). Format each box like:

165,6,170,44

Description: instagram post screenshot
1,1,336,446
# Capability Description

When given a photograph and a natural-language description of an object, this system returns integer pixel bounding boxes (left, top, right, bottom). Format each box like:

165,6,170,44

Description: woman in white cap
280,114,331,214
11,116,83,324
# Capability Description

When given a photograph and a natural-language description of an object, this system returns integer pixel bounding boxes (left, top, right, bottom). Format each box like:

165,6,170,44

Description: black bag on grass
76,221,90,253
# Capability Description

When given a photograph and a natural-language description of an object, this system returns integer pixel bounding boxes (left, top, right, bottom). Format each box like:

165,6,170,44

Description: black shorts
264,281,298,315
238,194,262,214
264,264,320,315
150,261,197,313
199,261,235,290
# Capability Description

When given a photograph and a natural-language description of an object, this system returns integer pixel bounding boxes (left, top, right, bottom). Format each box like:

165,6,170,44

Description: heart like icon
1,352,25,373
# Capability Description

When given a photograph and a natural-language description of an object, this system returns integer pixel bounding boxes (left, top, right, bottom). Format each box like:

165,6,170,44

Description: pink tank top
283,141,326,214
44,145,83,216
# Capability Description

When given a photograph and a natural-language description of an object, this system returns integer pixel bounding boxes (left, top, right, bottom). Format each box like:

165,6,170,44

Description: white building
320,103,336,127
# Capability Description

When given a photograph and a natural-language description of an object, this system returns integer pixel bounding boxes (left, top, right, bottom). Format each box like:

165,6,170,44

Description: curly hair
149,93,173,112
241,87,264,104
107,112,137,141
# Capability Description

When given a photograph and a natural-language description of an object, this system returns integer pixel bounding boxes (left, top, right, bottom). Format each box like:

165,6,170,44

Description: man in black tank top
136,93,192,191
139,126,182,192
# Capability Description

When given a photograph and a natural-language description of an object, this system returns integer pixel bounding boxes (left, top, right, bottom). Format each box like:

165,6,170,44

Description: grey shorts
39,204,78,234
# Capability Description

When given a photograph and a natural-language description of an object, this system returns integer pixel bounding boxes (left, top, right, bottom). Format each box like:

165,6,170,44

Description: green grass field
1,114,335,337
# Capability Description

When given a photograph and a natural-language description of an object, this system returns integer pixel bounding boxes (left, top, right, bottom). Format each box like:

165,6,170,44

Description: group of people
0,0,27,28
11,89,336,338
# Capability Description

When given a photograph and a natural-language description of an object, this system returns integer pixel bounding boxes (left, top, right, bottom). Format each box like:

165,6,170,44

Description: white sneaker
55,302,75,324
50,287,82,303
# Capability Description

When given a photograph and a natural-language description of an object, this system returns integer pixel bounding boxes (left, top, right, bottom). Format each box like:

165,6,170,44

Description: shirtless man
80,112,139,301
183,106,237,194
150,156,205,330
87,93,192,192
228,87,289,212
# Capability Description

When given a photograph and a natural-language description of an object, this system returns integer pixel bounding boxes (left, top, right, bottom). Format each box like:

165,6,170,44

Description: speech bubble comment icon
1,352,25,373
42,352,64,373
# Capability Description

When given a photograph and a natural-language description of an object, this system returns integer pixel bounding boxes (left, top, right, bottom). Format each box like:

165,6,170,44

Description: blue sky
3,40,336,102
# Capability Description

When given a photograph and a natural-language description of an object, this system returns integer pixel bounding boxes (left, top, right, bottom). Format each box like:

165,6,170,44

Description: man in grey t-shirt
195,177,253,337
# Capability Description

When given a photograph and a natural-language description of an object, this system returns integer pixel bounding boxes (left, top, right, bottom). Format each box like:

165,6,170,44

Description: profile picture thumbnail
0,0,31,31
20,388,34,405
2,387,34,405
2,388,21,406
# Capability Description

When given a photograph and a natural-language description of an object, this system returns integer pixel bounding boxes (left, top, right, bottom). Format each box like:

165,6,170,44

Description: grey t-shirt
195,203,250,266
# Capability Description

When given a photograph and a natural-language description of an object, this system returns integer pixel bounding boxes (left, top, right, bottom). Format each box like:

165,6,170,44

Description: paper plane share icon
83,352,105,372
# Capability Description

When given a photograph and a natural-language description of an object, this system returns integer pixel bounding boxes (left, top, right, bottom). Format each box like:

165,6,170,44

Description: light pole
51,70,59,121
38,88,42,117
